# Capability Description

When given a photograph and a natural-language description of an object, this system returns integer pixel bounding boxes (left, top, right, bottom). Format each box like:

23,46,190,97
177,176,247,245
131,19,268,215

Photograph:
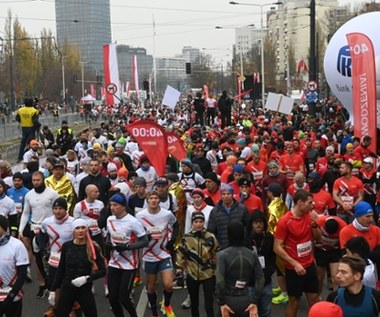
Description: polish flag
90,84,95,99
126,81,130,97
133,55,139,98
103,43,121,105
297,59,309,73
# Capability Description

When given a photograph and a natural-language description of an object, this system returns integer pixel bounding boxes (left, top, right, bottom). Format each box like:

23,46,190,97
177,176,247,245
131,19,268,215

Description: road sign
106,83,117,95
307,80,318,91
239,75,246,82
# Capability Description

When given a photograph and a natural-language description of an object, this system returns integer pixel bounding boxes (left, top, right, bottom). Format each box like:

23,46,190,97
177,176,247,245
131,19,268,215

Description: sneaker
173,277,186,289
160,302,176,317
272,293,289,304
36,286,48,299
181,295,191,309
133,276,142,287
272,287,281,296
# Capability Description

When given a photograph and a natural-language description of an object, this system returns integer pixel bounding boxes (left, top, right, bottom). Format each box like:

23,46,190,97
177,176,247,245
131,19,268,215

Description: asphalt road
21,268,327,317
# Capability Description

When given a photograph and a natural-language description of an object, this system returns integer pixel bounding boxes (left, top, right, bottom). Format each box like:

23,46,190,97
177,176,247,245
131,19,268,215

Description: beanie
191,188,205,199
109,193,127,206
133,177,147,187
72,218,88,231
107,162,117,172
220,184,234,194
354,201,373,218
233,164,245,173
0,214,8,231
238,178,251,187
204,172,220,185
53,197,67,210
191,212,205,223
308,301,343,317
236,138,246,146
267,183,283,197
181,158,192,168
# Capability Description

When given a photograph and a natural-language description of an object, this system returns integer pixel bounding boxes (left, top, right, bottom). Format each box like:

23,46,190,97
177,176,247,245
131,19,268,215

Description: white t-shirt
136,208,177,263
73,199,104,236
107,214,146,270
184,204,213,234
0,237,29,302
136,167,158,191
40,215,74,267
0,195,17,218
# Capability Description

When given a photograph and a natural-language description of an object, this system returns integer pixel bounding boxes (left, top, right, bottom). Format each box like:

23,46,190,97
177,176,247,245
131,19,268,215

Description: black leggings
55,284,97,317
187,275,215,317
0,300,22,317
108,267,136,317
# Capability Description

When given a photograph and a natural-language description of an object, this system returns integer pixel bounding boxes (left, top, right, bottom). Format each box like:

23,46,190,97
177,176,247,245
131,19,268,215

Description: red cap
308,302,343,317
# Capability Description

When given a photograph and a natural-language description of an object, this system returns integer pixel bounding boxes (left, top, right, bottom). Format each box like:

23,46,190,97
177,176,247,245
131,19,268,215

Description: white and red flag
297,59,309,74
133,55,139,98
103,43,121,105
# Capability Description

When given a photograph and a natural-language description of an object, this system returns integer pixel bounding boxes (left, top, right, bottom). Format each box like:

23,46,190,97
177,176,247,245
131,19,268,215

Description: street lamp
230,1,282,107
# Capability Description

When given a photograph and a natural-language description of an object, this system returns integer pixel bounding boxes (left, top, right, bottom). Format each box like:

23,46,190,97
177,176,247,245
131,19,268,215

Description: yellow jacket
267,197,287,234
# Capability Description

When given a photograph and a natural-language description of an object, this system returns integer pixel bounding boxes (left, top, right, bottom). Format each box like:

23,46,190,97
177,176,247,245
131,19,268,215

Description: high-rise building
55,0,112,72
182,46,200,63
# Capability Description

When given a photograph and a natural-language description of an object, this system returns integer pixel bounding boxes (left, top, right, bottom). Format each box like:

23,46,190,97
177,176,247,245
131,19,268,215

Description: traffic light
143,78,149,92
186,62,191,74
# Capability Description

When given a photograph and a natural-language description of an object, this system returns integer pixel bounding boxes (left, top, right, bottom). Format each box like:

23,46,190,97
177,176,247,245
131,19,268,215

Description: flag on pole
297,59,309,74
133,55,139,98
103,43,121,105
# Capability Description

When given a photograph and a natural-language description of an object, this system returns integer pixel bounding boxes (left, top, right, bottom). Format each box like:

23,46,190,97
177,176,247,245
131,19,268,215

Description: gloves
114,243,129,252
48,291,55,306
71,276,89,288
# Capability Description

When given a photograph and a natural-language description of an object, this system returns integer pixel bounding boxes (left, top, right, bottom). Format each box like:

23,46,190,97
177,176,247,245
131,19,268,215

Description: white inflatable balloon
324,12,380,125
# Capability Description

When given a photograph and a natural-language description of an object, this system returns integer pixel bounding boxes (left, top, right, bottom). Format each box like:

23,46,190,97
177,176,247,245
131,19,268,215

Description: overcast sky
0,0,363,64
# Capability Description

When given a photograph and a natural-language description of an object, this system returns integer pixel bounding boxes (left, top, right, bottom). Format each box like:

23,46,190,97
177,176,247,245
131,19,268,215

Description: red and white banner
203,84,209,100
297,59,309,73
167,132,187,161
126,121,168,176
133,55,139,98
103,43,121,105
346,32,377,153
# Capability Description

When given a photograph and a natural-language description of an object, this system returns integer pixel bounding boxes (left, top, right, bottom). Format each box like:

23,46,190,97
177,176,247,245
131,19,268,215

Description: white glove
48,291,55,306
71,276,89,288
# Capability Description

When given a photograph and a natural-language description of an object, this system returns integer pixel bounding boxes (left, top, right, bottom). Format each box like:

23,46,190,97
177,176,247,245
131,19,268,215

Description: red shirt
203,188,221,206
354,144,372,161
234,193,264,214
279,153,304,183
229,181,256,196
312,190,335,215
275,211,314,269
339,224,380,250
333,176,364,214
315,215,346,251
247,160,267,194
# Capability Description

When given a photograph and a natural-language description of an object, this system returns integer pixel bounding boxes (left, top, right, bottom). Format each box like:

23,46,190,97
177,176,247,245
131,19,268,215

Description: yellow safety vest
17,107,39,128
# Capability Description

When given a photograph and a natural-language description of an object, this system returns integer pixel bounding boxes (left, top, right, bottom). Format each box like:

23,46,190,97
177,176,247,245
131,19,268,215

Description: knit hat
326,146,335,153
181,158,192,168
204,172,220,185
0,214,8,231
233,165,245,173
191,212,205,223
53,197,67,210
133,177,147,187
238,178,251,187
228,220,245,246
72,218,88,231
117,167,128,179
354,201,373,218
191,188,205,198
236,138,246,146
308,172,320,179
107,162,117,172
346,143,354,149
117,137,126,145
251,144,260,155
220,184,234,194
115,142,124,148
267,161,278,168
109,193,127,206
308,301,343,317
166,173,179,183
267,183,282,196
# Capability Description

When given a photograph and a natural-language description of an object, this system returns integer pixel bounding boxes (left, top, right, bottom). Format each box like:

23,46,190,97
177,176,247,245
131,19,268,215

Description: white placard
265,92,294,115
162,85,181,110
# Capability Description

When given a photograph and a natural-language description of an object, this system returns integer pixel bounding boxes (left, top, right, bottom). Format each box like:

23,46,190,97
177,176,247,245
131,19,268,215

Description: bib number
297,241,312,258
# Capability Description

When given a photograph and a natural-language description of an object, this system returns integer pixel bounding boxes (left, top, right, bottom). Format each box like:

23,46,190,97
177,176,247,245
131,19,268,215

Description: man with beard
279,142,304,184
247,151,268,198
18,171,59,299
333,162,364,224
107,162,119,186
78,159,111,205
354,135,376,162
202,172,221,206
91,127,108,149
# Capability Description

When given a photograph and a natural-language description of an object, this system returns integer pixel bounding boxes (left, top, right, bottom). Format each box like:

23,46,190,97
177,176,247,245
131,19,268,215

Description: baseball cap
363,157,374,164
155,177,169,186
267,183,282,196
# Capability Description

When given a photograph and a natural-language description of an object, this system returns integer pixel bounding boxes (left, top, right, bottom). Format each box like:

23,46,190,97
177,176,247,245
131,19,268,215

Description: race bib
0,286,12,302
251,172,263,180
147,226,164,240
48,251,61,268
258,256,265,269
88,219,99,233
297,241,312,258
235,280,246,289
341,196,353,204
111,231,127,245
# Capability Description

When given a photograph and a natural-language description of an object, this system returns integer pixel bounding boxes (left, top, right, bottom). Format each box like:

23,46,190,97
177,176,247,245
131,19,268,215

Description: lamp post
230,1,282,107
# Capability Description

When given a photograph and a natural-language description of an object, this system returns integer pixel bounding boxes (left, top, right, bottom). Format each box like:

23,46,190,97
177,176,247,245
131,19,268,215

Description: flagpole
152,14,157,97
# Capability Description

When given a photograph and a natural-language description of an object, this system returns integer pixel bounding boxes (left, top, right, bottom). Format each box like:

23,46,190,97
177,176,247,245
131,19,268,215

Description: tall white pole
61,55,65,102
240,49,244,90
81,62,85,97
152,14,157,96
260,5,265,107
